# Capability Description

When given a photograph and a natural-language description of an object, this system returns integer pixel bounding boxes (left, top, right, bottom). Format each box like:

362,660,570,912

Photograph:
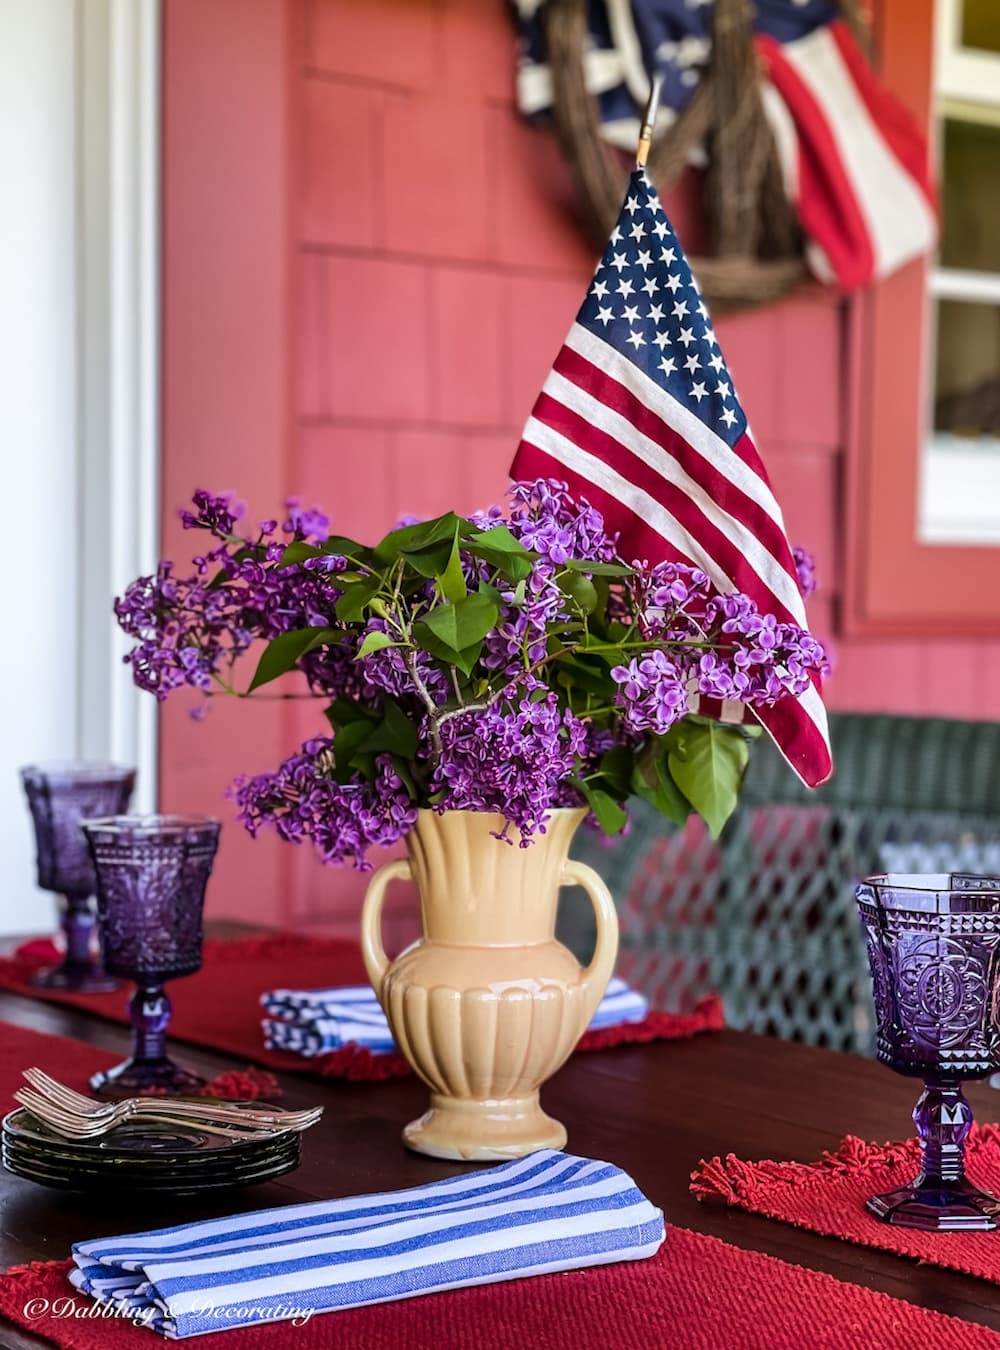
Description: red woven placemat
0,935,724,1082
0,1019,277,1106
692,1127,1000,1283
2,1228,997,1350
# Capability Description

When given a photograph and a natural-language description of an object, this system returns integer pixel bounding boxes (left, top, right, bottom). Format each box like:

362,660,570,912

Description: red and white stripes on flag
757,20,937,290
513,322,832,788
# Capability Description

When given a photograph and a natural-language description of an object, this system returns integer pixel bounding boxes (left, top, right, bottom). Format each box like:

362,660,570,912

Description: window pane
940,118,1000,271
933,297,1000,437
961,0,1000,56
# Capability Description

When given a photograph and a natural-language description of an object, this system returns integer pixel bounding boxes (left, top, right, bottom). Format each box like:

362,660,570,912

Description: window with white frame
919,0,1000,544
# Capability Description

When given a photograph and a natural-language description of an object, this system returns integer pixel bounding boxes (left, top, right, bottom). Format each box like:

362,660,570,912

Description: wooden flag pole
635,74,664,169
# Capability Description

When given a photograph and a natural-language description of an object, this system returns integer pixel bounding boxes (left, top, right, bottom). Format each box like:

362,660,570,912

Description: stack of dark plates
1,1108,301,1196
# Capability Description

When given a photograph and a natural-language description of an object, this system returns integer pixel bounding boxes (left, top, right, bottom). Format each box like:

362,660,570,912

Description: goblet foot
866,1178,1000,1231
90,1056,205,1100
29,962,118,994
403,1091,567,1161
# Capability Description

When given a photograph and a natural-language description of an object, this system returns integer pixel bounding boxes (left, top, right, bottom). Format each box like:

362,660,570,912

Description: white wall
0,0,79,936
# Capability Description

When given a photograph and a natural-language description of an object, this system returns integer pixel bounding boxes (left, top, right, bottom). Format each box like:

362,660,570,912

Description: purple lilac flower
283,497,330,542
628,560,712,639
610,650,691,735
792,546,817,598
179,489,245,535
431,691,588,844
232,741,416,871
481,564,569,677
115,494,350,698
478,479,619,565
696,594,827,705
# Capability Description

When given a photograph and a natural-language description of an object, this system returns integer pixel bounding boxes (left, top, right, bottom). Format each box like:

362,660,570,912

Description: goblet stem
29,893,118,992
130,983,171,1063
63,893,97,970
914,1080,971,1188
90,980,205,1098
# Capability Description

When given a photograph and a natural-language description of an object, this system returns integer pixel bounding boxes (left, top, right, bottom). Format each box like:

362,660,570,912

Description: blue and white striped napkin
261,977,650,1058
69,1150,666,1339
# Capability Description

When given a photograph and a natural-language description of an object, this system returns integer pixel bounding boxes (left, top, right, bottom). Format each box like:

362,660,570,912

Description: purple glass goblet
855,873,1000,1231
82,814,220,1098
20,763,136,992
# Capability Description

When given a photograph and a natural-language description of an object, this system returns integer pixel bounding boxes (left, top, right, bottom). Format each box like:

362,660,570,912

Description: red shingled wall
160,0,998,932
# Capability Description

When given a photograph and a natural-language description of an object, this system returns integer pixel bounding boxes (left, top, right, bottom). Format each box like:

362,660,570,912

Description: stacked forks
15,1068,322,1141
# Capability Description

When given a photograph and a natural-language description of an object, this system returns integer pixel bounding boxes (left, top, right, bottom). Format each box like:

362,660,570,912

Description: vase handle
561,860,620,1024
360,858,413,995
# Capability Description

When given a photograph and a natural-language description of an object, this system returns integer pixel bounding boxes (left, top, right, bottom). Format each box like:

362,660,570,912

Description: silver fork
23,1068,322,1130
13,1087,289,1141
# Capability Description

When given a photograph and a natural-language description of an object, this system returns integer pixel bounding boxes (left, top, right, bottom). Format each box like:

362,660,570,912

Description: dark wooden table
1,988,998,1348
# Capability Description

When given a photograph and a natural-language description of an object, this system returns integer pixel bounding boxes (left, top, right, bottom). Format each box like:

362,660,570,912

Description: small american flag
511,168,832,787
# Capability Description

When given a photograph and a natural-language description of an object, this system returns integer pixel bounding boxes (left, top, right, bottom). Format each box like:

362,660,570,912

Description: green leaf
580,639,629,668
565,559,635,577
465,525,535,582
416,592,498,655
320,534,366,559
279,541,323,565
557,571,598,615
356,700,420,759
355,631,397,660
599,746,634,795
374,513,463,565
247,627,338,692
552,655,613,696
469,524,528,554
401,539,456,578
435,528,468,604
410,625,483,678
335,576,383,622
576,780,628,836
331,719,377,781
323,697,378,733
631,749,691,828
391,755,419,801
667,721,749,838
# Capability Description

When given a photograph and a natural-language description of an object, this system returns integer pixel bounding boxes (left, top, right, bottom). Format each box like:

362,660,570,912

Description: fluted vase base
403,1092,567,1161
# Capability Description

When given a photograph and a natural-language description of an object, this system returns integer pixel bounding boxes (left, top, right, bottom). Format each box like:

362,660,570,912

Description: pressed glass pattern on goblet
82,814,220,1097
855,872,1000,1231
20,763,136,991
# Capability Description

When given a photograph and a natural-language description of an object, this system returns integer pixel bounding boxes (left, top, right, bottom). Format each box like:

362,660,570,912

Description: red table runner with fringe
3,1227,998,1350
0,934,724,1082
0,1018,278,1105
691,1127,1000,1284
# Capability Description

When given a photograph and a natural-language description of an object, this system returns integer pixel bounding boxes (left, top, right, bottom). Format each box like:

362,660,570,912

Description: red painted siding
160,0,1000,936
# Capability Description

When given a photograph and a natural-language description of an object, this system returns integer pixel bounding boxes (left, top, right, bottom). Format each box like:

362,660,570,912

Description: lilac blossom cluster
473,478,618,566
609,563,827,736
232,743,417,871
431,688,589,845
115,491,343,700
476,479,618,680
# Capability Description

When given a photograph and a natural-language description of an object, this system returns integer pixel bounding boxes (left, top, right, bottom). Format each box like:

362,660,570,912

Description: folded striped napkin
69,1150,666,1339
261,977,649,1058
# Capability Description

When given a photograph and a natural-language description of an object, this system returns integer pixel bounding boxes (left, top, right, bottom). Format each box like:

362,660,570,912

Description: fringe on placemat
690,1123,1000,1205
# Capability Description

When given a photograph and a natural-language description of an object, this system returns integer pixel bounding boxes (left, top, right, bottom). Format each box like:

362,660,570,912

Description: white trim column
77,0,159,806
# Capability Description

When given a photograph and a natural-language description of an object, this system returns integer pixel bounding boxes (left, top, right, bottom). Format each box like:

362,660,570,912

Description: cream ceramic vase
360,806,618,1161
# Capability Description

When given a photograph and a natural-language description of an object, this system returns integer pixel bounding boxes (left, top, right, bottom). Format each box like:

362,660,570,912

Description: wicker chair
561,712,1000,1053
